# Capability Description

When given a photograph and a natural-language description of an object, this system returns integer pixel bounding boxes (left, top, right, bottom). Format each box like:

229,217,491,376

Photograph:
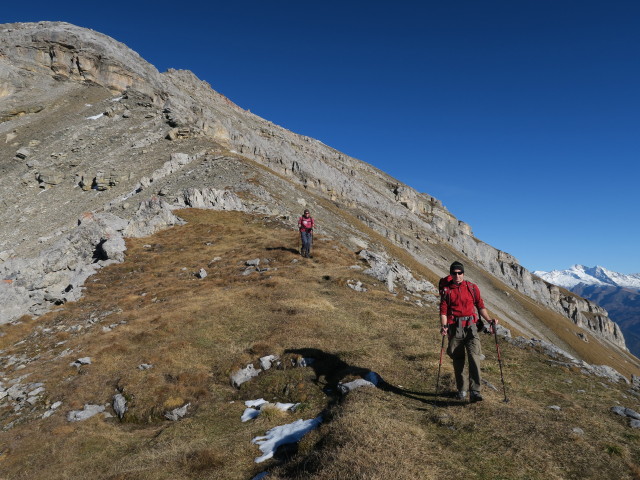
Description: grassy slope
0,210,638,479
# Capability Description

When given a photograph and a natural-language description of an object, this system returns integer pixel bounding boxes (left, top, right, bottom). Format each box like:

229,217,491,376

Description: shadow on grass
266,246,300,255
285,347,464,408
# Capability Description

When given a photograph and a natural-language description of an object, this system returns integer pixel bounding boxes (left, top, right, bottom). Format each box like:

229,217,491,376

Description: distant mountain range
535,265,640,358
533,265,640,290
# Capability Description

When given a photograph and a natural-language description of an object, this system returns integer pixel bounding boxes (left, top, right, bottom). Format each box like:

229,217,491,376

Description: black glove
477,319,490,334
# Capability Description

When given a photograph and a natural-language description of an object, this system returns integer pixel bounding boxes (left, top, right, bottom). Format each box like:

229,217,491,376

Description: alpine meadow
0,22,639,480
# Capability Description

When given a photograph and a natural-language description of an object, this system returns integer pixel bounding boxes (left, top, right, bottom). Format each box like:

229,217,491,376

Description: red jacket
298,216,314,232
439,279,485,324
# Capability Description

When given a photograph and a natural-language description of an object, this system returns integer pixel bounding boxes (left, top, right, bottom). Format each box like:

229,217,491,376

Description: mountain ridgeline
536,265,640,358
0,21,635,369
2,22,640,480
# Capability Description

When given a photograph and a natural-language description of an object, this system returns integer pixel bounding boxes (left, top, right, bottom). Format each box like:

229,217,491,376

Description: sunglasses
452,271,464,275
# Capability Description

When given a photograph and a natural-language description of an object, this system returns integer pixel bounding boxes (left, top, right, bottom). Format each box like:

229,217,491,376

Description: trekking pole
491,320,509,403
435,334,446,403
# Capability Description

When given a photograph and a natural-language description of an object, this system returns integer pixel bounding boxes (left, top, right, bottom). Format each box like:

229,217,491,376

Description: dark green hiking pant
447,322,483,393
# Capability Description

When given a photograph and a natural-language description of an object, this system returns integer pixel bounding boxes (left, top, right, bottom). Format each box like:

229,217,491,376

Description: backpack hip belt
451,316,476,328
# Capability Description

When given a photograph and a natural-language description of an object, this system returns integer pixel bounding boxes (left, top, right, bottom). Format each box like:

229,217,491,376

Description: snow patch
241,399,299,422
252,416,322,463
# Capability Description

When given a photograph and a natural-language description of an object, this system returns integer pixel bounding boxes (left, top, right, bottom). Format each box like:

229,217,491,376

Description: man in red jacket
298,209,315,258
440,261,498,402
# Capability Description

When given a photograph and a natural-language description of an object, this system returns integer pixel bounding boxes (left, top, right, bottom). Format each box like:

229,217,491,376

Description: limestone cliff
0,22,628,356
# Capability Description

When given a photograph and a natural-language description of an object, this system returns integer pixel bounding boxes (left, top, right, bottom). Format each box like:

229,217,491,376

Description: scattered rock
358,250,437,295
246,258,260,267
493,324,512,338
67,404,106,422
337,371,380,394
43,401,62,419
509,337,628,384
347,280,367,292
231,364,261,388
338,378,376,394
98,235,126,263
28,386,45,397
165,403,190,421
259,355,279,370
590,365,629,384
124,197,186,238
166,127,192,141
113,394,127,419
15,147,30,159
611,406,640,427
70,357,91,367
196,268,207,279
613,407,640,420
0,249,15,262
37,170,64,186
138,363,153,370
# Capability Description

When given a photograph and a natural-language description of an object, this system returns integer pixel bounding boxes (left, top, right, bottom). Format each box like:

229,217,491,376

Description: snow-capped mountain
534,265,640,290
534,265,640,358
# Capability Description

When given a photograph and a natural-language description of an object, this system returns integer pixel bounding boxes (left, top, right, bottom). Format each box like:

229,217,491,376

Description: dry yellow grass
0,210,638,480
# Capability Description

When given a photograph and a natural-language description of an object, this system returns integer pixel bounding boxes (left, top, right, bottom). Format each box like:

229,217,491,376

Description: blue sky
4,1,639,273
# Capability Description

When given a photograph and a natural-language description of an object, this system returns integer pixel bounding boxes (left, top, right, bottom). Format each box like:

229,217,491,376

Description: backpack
438,276,478,305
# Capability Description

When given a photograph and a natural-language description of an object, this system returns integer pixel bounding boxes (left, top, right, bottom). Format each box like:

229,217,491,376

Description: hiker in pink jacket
298,209,315,258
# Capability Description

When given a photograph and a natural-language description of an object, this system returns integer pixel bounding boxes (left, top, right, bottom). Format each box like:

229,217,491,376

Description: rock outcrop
0,22,629,357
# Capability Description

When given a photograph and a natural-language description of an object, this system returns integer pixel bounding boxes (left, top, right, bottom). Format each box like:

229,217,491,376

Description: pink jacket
298,216,315,232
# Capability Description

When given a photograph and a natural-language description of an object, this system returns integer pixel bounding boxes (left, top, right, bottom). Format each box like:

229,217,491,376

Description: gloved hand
477,319,494,334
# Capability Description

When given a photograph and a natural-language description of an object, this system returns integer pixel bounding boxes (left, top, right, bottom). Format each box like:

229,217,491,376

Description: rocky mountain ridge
0,21,633,365
534,265,640,290
536,265,640,358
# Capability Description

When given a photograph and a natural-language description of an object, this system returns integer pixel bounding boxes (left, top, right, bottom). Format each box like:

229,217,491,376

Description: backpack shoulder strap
465,281,478,304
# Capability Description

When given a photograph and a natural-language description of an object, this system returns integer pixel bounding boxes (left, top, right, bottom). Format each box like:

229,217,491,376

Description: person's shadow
266,246,300,254
284,347,461,408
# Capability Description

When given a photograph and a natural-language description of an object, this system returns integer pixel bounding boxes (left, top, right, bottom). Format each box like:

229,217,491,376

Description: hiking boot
470,391,483,402
455,390,467,401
